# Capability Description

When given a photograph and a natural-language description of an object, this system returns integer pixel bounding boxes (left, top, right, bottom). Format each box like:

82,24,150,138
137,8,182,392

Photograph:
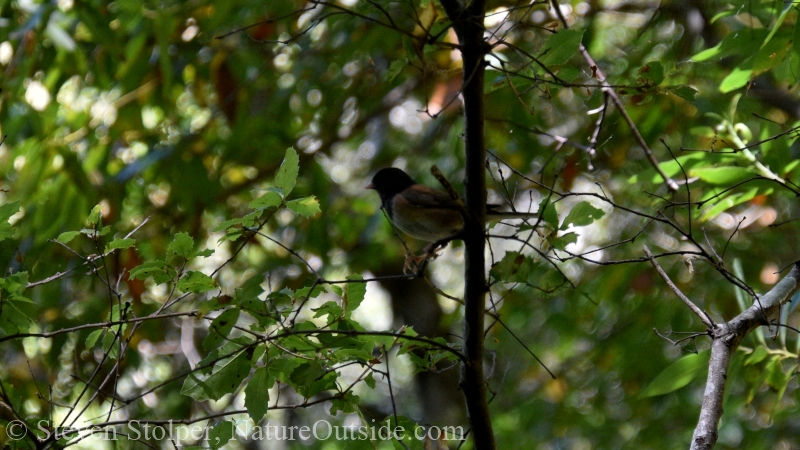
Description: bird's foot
403,253,428,275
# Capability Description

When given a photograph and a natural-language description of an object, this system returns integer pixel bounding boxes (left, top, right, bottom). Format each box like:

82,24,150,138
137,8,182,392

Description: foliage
0,0,799,449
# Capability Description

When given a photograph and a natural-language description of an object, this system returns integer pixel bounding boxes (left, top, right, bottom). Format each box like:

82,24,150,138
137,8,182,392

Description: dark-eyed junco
367,167,535,260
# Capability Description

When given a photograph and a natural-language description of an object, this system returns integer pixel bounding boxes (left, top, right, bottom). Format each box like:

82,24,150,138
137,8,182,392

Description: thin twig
643,245,714,328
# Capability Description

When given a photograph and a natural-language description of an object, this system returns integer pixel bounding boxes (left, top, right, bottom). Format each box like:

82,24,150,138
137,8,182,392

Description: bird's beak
365,183,374,190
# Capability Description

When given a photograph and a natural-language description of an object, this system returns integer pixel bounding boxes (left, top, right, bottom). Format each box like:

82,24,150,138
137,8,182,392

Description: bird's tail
486,204,537,221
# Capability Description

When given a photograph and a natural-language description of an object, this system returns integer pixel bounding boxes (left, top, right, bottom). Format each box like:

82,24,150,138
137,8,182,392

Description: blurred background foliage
0,0,799,448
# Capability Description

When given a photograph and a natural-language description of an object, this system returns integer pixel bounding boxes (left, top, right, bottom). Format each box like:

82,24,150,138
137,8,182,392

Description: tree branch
440,0,497,448
691,262,800,450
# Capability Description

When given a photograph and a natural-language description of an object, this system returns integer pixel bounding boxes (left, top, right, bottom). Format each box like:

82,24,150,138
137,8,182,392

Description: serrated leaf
85,329,103,348
312,301,344,323
294,284,325,301
549,232,578,250
208,420,234,450
275,147,299,196
212,213,259,233
559,202,605,230
538,197,558,229
490,251,530,282
288,361,337,398
181,351,251,401
542,29,585,66
57,231,81,244
105,238,136,253
195,248,215,258
344,275,366,313
177,271,217,293
329,392,359,415
245,367,272,423
129,260,176,284
167,232,194,258
286,196,320,217
203,309,240,351
250,191,282,211
364,372,376,389
639,350,710,398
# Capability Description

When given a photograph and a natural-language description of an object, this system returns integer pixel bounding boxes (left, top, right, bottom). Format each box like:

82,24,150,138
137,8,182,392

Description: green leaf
690,166,753,185
385,59,406,82
485,74,507,93
167,232,194,258
542,29,585,66
538,197,558,229
744,346,769,366
0,201,20,222
699,186,771,222
364,372,376,389
329,391,359,415
102,329,119,359
637,61,664,86
1,272,29,296
670,85,697,101
312,301,344,323
794,17,800,58
249,191,282,211
129,260,176,284
195,248,215,258
177,271,217,294
268,357,304,384
86,204,103,227
207,421,234,450
288,361,337,398
212,212,259,233
275,147,299,196
57,231,81,244
549,232,578,250
85,329,104,348
181,351,251,401
0,201,19,241
245,367,273,423
286,196,320,217
692,43,721,62
719,66,752,93
559,202,605,230
761,1,792,50
294,284,325,301
344,275,366,313
203,308,240,351
639,350,710,398
105,238,136,253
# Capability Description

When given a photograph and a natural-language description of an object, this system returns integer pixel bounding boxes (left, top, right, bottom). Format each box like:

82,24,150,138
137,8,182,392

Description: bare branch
643,245,715,328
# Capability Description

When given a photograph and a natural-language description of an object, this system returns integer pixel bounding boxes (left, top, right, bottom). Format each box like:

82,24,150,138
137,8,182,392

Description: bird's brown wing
400,185,460,209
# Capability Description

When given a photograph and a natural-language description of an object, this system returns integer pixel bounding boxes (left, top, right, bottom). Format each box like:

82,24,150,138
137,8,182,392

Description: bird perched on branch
367,167,536,268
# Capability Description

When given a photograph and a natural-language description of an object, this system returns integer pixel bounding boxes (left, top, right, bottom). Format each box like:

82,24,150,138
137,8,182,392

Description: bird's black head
367,168,416,203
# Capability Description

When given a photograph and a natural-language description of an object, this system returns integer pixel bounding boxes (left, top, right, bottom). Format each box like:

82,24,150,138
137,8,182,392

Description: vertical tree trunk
438,1,495,448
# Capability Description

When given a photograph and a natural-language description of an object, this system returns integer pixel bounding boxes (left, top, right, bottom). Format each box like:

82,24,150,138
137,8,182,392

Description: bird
367,167,536,266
